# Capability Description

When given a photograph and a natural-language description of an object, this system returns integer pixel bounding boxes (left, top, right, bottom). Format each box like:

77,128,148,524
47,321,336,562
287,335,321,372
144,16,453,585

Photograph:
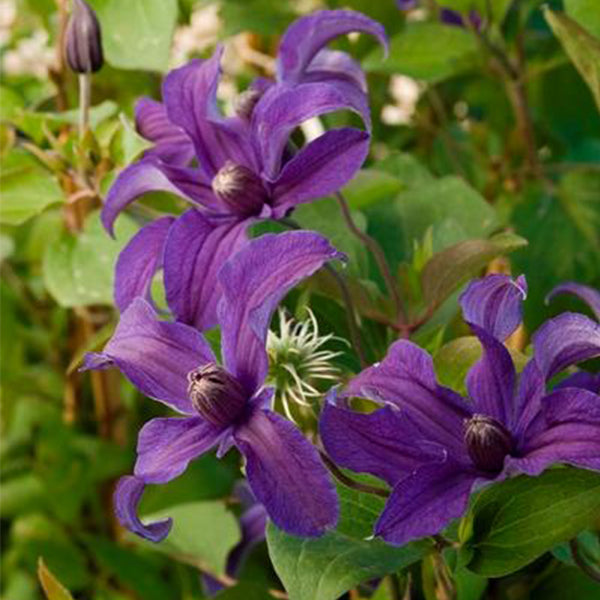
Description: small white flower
267,308,345,421
381,74,422,125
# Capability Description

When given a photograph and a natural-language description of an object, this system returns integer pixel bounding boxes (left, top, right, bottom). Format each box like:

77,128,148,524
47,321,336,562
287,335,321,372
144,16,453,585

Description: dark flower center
212,161,267,217
233,89,263,121
464,414,513,473
187,364,248,427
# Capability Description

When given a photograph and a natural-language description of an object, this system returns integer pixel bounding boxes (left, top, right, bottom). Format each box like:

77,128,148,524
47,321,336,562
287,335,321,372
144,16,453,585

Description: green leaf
530,565,600,600
376,152,435,188
342,169,404,210
214,584,273,600
421,233,528,309
558,168,600,252
463,469,600,577
545,8,600,112
43,210,138,307
139,501,241,575
85,536,173,600
220,0,294,36
565,0,600,40
0,152,62,225
367,176,498,269
266,483,429,600
37,558,74,600
434,337,482,396
89,0,178,72
364,22,479,82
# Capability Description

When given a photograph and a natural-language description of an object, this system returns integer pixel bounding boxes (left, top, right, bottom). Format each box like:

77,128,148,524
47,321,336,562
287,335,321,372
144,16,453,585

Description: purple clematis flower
320,274,600,546
83,231,343,540
104,10,387,330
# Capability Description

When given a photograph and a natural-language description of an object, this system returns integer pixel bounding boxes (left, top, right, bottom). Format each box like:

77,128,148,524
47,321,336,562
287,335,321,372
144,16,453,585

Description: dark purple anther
65,0,104,74
464,414,513,473
188,364,248,426
212,162,268,217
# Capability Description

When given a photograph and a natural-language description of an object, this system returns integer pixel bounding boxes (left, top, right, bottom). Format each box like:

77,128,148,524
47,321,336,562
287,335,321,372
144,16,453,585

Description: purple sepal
532,312,600,381
114,216,174,312
546,282,600,321
218,230,345,394
276,9,388,85
459,274,527,341
114,476,172,542
234,409,338,536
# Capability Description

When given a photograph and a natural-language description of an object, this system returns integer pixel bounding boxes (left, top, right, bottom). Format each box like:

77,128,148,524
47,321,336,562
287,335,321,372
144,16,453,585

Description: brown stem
319,450,390,498
51,0,69,111
335,192,406,324
570,538,600,583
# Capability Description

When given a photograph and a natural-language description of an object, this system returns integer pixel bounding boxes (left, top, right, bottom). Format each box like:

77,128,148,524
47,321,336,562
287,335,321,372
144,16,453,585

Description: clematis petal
276,9,387,84
466,324,516,428
375,462,477,546
219,231,344,393
459,274,527,341
81,298,214,414
532,312,600,381
135,97,194,164
513,360,546,443
272,128,369,215
114,476,172,542
344,340,471,458
134,416,224,484
320,395,444,487
234,409,338,536
101,160,215,236
114,216,174,312
546,281,600,321
162,50,257,178
303,49,367,92
164,210,248,331
508,388,600,475
555,371,600,394
253,81,371,180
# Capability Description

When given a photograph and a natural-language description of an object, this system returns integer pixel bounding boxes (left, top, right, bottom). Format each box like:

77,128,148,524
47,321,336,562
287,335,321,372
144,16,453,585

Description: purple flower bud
464,414,513,473
212,161,267,217
233,89,263,121
187,364,248,427
65,0,104,74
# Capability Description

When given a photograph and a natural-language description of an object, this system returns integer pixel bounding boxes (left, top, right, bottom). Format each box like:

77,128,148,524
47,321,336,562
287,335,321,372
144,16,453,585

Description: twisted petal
375,462,477,546
164,210,248,331
466,324,516,428
555,371,600,394
162,50,257,179
272,128,370,215
532,312,600,381
135,97,194,164
81,298,214,414
114,216,174,312
303,49,367,92
219,231,344,393
134,416,223,483
508,388,600,475
253,81,371,181
234,409,338,536
277,9,387,84
459,274,527,341
320,395,444,487
344,340,471,457
546,282,600,321
102,160,215,236
114,476,172,542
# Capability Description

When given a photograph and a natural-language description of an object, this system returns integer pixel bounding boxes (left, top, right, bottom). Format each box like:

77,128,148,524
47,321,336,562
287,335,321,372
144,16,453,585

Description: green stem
335,192,407,325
